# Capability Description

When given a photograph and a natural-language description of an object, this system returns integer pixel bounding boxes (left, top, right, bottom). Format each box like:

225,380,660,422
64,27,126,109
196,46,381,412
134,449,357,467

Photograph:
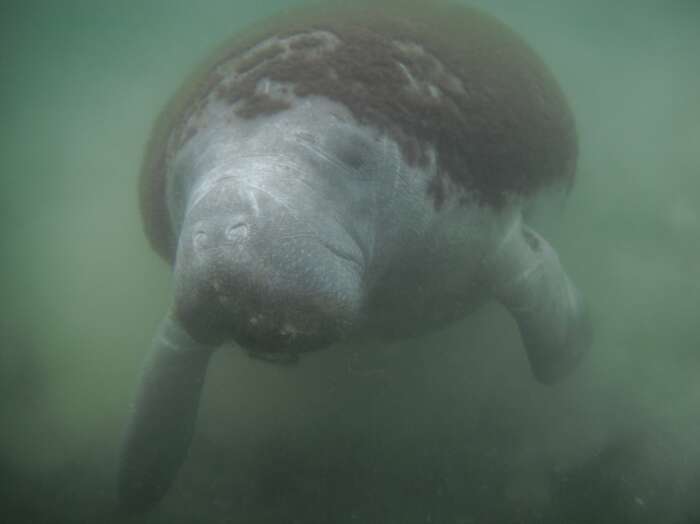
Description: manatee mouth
319,239,365,275
231,307,350,360
173,229,365,354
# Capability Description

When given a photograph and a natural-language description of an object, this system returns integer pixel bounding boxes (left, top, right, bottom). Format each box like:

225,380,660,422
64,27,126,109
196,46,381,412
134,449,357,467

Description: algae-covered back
140,0,577,262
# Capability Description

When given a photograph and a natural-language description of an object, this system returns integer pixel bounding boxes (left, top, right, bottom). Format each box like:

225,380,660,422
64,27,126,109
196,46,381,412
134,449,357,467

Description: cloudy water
1,1,699,523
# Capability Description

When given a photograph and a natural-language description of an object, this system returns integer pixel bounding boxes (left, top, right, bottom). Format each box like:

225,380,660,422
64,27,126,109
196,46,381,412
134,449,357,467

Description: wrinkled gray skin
118,96,592,512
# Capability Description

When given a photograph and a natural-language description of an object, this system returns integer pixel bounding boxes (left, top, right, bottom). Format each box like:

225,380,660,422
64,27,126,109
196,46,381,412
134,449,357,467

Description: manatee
118,0,592,512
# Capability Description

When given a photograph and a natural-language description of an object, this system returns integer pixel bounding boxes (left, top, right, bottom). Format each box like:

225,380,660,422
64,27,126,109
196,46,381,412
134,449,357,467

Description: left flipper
487,220,592,384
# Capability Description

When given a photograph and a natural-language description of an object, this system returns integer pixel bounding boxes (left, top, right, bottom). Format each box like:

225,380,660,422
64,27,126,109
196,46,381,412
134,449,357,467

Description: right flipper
117,314,215,513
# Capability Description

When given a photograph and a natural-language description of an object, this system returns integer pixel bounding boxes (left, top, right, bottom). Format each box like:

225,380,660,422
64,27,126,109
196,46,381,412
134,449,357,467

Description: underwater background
1,0,699,522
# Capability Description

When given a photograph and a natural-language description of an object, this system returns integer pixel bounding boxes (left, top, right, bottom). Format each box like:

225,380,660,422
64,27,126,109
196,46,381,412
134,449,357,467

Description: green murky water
2,1,699,522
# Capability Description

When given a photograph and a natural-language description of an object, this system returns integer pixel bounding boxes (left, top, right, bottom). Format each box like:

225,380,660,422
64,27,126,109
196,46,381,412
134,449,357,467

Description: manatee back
140,0,577,262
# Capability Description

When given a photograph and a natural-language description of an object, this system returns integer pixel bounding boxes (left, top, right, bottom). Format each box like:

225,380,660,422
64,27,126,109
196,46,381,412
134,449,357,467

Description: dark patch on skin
139,135,172,260
140,0,578,263
235,42,285,75
427,171,447,210
288,34,326,51
235,92,292,118
522,227,540,252
181,125,198,145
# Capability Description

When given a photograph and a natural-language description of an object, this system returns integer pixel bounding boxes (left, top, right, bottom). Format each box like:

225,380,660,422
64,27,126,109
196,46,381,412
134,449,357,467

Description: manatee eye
334,133,375,172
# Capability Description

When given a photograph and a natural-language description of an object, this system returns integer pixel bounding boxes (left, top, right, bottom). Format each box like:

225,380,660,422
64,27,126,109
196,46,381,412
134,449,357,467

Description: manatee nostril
193,231,209,251
225,223,248,242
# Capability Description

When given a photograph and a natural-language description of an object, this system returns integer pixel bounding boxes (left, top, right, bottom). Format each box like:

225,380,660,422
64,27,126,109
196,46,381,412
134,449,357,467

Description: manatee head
168,101,389,356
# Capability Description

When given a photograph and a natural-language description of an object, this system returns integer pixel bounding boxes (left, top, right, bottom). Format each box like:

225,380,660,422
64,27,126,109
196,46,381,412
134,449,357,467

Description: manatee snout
172,182,365,353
